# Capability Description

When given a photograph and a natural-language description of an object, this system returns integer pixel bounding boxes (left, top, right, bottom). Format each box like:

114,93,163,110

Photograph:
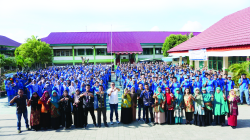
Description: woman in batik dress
153,86,165,124
28,92,41,131
183,88,195,124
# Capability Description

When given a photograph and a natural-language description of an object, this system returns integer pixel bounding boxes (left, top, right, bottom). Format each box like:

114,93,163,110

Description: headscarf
51,90,60,108
155,86,162,94
74,88,80,103
31,92,40,110
174,88,183,105
41,91,50,110
228,89,236,103
202,88,211,103
165,87,170,94
165,87,173,106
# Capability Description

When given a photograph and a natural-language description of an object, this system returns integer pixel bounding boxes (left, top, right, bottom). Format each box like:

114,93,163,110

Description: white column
190,60,193,66
223,56,228,74
195,60,199,69
179,56,182,66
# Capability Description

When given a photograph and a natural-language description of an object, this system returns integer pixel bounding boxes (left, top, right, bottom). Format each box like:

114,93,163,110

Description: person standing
130,87,137,121
153,87,165,125
164,87,175,124
193,88,205,126
227,89,240,129
10,89,31,133
224,75,235,98
214,87,229,126
96,85,109,127
73,89,83,128
27,92,41,131
183,88,195,125
137,84,145,121
238,74,250,105
202,88,214,126
173,88,183,124
140,83,154,125
38,91,51,130
79,84,97,128
107,82,120,125
120,88,132,124
59,90,73,129
49,90,61,130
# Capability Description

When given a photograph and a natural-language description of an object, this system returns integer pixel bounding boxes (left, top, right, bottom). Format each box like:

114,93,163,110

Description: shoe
116,120,120,124
98,124,101,128
17,130,21,133
137,119,140,121
144,121,149,124
104,123,109,127
240,103,243,105
94,124,98,127
26,127,31,131
110,121,114,125
151,122,155,126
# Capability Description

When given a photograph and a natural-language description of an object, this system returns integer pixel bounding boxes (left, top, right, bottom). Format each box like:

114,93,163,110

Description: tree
4,57,17,67
229,61,250,87
0,54,5,68
162,34,188,57
15,35,52,70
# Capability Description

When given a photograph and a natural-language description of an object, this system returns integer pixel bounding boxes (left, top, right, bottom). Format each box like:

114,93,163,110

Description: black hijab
31,92,40,110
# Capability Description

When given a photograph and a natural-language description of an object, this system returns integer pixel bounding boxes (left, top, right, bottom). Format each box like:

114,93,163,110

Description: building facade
168,7,250,72
0,35,21,57
41,31,200,66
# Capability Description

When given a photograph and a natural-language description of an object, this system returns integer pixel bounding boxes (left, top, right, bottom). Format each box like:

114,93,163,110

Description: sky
0,0,249,43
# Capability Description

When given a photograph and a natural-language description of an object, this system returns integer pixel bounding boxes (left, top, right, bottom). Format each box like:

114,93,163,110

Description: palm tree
229,61,250,87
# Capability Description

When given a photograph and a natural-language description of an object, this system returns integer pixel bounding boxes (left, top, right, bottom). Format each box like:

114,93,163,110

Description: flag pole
111,24,112,67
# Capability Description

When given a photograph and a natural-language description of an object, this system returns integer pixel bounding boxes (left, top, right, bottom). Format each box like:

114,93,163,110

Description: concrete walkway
0,74,250,140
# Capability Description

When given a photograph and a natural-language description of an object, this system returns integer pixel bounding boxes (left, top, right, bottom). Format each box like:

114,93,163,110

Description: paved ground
0,74,250,140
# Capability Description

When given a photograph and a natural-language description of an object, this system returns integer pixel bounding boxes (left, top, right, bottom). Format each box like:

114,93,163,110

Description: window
143,48,153,55
61,50,65,56
96,48,106,55
208,57,223,70
155,48,162,54
78,49,85,55
86,49,93,55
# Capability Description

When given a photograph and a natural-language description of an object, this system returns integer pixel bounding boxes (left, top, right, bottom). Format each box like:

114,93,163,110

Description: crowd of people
4,62,250,133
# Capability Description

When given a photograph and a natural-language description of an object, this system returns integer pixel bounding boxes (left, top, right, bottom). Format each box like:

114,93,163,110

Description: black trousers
214,115,225,125
83,107,96,125
97,107,107,125
145,106,154,123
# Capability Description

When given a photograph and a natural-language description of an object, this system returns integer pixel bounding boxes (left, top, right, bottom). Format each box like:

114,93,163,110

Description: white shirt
68,86,76,96
107,88,119,104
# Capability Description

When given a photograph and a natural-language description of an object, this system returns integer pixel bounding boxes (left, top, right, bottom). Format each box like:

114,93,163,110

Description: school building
41,31,200,66
168,6,250,71
0,35,21,57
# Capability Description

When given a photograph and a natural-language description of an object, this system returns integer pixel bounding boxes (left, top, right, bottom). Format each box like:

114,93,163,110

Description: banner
189,49,207,60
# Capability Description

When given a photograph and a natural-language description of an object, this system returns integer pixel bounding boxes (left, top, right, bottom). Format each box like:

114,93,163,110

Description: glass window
155,48,162,54
213,61,217,70
61,50,65,56
96,48,106,55
65,50,70,56
239,56,246,62
209,61,213,69
86,49,93,55
78,49,85,55
218,61,222,70
56,50,60,56
143,48,153,55
217,57,223,61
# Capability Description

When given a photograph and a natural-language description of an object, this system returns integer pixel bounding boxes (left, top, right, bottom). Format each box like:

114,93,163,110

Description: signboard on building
189,49,208,60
